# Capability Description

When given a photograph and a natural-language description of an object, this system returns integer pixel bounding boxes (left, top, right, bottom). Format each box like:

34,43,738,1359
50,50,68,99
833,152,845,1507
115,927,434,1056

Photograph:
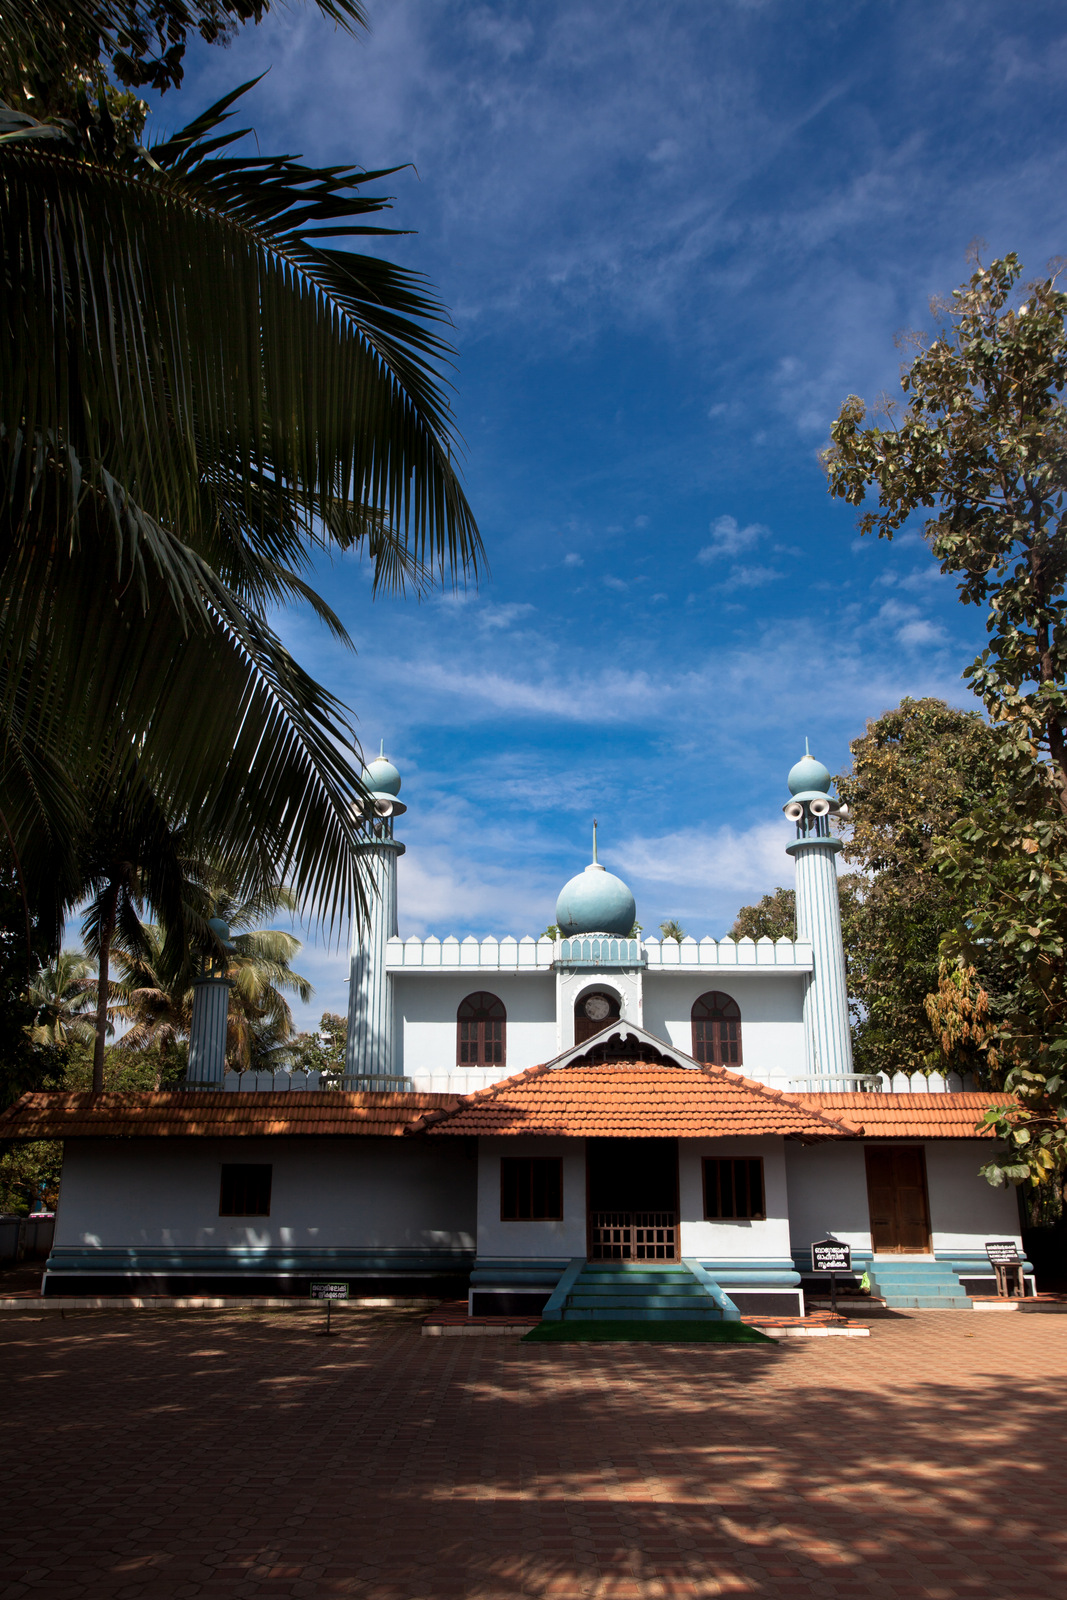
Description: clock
584,994,611,1020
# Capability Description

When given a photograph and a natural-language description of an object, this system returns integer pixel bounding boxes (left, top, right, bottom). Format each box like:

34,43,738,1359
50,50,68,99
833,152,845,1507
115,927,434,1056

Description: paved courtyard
1,1308,1065,1599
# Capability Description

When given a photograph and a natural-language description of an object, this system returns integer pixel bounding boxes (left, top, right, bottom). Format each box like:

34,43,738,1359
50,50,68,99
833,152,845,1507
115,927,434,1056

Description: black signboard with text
984,1241,1020,1266
311,1281,349,1334
811,1239,852,1275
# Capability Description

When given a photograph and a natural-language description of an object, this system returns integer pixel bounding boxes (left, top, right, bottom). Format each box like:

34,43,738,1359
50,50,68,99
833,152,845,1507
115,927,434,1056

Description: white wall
475,1136,588,1258
55,1138,477,1252
644,973,807,1085
395,973,557,1087
925,1142,1023,1252
678,1137,792,1260
785,1140,1023,1256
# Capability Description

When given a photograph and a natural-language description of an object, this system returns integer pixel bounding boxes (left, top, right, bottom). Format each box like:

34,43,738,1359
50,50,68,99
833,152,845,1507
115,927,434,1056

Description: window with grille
500,1157,563,1220
703,1158,765,1221
691,991,742,1066
457,991,506,1066
219,1164,272,1217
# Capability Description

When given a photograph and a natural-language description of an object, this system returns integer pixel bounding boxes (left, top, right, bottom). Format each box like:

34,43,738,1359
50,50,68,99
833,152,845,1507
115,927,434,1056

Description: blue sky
147,0,1067,1026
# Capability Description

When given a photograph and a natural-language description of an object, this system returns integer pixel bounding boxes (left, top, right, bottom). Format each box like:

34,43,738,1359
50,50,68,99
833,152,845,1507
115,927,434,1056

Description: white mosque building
341,745,856,1099
0,746,1034,1315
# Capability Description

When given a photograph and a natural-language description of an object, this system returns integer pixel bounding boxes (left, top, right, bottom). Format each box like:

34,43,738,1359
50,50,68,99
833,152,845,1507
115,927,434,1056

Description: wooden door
865,1146,931,1254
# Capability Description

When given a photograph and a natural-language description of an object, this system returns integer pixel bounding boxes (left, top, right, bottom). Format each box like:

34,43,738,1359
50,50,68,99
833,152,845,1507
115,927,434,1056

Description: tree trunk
92,884,118,1095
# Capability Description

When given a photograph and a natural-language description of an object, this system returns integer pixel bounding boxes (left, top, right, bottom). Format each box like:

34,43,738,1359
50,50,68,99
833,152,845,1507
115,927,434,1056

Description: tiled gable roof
792,1092,1012,1138
412,1059,851,1139
0,1089,458,1140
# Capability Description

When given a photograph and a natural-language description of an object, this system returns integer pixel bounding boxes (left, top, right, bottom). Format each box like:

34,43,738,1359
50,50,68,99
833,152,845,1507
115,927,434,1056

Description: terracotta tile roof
412,1060,852,1139
791,1092,1014,1138
0,1090,459,1140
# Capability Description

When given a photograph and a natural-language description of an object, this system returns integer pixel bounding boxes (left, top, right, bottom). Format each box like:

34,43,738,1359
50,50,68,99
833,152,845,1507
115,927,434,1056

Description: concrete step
568,1295,709,1311
563,1306,721,1322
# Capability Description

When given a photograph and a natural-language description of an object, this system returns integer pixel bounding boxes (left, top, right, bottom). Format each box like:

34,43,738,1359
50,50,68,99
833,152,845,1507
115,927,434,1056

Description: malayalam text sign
811,1239,852,1274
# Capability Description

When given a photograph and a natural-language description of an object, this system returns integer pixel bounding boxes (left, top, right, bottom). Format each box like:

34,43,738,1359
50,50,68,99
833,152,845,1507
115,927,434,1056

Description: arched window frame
691,991,742,1067
573,988,622,1045
457,991,506,1067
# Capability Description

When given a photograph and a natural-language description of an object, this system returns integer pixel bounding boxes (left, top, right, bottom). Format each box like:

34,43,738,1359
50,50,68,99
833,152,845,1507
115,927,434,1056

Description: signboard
311,1282,350,1300
811,1239,852,1275
985,1241,1020,1266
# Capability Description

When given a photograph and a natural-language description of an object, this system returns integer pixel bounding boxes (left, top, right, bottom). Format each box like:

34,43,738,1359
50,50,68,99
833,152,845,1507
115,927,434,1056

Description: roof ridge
405,1059,556,1134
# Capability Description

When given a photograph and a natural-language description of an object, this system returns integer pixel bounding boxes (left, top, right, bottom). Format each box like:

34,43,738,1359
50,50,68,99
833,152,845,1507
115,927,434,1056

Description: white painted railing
385,934,814,971
788,1071,977,1094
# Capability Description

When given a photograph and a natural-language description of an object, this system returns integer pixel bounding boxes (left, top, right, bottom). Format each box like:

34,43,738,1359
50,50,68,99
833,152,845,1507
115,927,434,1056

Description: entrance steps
868,1259,973,1310
555,1261,736,1322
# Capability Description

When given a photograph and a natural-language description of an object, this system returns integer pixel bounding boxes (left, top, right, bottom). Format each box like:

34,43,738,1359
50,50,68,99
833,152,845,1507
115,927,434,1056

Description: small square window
703,1158,765,1221
220,1164,272,1217
500,1157,563,1220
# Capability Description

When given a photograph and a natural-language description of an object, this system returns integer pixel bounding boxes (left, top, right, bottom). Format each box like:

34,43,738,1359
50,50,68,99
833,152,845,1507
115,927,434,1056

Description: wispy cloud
697,514,768,562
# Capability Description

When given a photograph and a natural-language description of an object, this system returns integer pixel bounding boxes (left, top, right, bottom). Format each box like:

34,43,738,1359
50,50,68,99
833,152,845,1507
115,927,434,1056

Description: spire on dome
555,822,636,938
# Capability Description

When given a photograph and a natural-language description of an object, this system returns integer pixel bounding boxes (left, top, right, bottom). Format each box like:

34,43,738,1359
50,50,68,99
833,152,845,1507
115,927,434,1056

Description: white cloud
697,514,768,562
725,564,783,589
563,552,584,567
896,618,948,647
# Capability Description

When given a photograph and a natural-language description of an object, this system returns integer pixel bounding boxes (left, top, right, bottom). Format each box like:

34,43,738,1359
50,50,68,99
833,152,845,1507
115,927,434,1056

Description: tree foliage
729,888,796,942
0,2,482,991
834,698,1001,1079
826,254,1067,1189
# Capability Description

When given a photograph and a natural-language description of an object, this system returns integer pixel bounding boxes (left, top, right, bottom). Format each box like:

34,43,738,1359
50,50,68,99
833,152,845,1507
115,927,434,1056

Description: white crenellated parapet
643,935,813,969
385,933,813,972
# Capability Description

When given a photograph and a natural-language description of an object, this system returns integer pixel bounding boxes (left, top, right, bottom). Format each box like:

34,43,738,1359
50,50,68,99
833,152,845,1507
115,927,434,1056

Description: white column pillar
344,838,405,1089
185,977,232,1087
787,836,853,1080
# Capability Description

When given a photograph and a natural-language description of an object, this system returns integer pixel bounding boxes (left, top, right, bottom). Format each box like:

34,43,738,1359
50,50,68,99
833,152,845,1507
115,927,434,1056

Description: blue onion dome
363,753,401,796
555,862,636,938
787,751,832,796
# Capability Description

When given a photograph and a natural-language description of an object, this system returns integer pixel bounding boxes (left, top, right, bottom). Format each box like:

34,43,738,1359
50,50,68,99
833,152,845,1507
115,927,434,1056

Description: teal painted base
545,1261,738,1323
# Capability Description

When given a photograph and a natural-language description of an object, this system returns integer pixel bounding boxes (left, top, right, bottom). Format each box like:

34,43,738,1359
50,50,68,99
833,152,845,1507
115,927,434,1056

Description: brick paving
1,1308,1065,1599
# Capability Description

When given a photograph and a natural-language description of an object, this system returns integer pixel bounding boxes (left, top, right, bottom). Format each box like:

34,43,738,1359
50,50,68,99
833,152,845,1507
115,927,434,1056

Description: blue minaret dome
363,740,402,797
787,738,832,796
555,820,636,938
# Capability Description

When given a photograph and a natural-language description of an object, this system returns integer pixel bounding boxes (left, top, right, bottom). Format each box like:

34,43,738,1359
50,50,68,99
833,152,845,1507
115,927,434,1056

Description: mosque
0,747,1034,1314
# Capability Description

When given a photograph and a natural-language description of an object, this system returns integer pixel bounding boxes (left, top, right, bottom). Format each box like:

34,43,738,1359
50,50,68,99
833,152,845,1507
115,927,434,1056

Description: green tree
0,1,481,976
729,889,795,942
115,877,312,1075
26,951,97,1046
290,1012,348,1084
658,919,687,943
826,253,1067,1188
834,699,1001,1079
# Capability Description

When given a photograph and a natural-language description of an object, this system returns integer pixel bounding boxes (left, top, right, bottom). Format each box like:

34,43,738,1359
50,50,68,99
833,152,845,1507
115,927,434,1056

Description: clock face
584,994,611,1020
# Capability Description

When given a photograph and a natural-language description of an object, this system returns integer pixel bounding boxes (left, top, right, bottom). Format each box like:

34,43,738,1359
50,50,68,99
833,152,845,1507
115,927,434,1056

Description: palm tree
0,3,482,964
659,920,687,943
115,876,313,1078
26,950,98,1046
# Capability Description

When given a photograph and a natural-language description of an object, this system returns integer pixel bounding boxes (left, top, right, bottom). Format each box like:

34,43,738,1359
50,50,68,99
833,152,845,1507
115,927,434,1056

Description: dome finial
592,818,598,864
805,736,811,757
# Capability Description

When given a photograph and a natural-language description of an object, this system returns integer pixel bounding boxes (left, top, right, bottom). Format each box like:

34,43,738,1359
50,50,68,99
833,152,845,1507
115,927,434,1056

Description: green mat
522,1319,775,1344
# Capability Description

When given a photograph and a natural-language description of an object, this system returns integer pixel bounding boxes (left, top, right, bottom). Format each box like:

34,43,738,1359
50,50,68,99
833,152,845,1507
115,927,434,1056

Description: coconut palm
0,2,482,960
115,875,313,1076
26,950,98,1046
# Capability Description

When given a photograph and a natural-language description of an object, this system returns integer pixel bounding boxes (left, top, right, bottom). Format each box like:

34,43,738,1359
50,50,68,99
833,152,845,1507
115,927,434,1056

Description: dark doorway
865,1146,932,1254
587,1137,678,1260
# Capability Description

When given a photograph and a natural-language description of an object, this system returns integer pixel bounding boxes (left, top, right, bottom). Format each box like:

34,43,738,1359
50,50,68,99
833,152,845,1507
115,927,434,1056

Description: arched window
574,990,621,1046
457,992,506,1066
691,992,742,1067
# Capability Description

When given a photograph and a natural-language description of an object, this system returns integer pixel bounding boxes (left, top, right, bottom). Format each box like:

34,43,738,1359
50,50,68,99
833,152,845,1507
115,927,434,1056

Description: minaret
343,744,408,1091
783,742,853,1083
184,919,235,1088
